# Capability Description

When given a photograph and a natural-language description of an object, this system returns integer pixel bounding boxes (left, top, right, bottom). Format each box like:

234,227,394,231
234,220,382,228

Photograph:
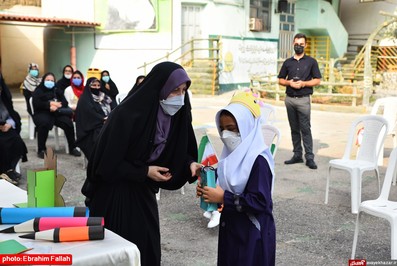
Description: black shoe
284,156,304,165
6,169,21,181
306,159,318,169
37,150,45,159
70,148,82,157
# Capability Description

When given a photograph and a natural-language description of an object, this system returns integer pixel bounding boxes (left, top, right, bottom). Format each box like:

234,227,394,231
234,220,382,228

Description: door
278,1,295,60
181,4,203,61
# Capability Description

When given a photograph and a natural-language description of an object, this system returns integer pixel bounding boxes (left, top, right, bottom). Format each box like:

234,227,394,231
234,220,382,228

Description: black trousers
285,95,314,160
33,112,76,152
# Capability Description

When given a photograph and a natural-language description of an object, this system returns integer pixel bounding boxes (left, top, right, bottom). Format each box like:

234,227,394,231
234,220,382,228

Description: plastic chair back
378,147,397,201
371,97,397,135
262,124,281,158
343,115,388,163
260,103,276,125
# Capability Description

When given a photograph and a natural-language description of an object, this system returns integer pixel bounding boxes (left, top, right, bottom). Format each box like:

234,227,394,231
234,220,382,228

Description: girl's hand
201,185,224,204
147,166,172,182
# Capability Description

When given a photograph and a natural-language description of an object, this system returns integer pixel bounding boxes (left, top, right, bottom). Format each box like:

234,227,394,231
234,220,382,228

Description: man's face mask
294,45,304,55
160,94,185,116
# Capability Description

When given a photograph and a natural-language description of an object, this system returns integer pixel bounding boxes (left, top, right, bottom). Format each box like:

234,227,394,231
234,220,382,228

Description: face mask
90,88,100,96
72,78,82,86
294,45,304,55
64,74,72,79
160,94,185,116
221,130,241,152
44,81,55,89
30,69,39,77
102,76,110,83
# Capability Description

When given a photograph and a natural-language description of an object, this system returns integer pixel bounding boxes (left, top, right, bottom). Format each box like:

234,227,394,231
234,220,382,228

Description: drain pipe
70,28,76,71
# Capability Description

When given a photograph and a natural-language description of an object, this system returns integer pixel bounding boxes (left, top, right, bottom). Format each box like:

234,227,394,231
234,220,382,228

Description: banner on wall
94,0,172,49
219,38,278,86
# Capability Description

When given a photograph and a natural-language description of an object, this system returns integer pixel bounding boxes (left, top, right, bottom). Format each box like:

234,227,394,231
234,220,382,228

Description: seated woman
22,62,41,116
0,70,27,185
75,77,116,160
56,65,74,93
32,72,81,158
100,70,119,103
63,70,85,111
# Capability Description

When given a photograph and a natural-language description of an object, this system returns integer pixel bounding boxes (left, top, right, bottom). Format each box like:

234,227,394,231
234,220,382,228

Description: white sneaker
203,211,212,219
207,211,220,228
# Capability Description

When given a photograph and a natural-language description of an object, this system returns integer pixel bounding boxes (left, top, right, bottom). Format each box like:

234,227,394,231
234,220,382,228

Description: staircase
183,60,219,95
137,37,221,95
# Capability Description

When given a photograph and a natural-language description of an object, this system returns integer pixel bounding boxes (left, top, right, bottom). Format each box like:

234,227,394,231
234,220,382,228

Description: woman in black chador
82,62,201,266
75,77,116,160
0,71,27,185
32,72,81,158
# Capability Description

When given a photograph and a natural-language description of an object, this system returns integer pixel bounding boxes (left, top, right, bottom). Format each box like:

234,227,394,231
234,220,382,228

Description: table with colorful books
0,180,140,266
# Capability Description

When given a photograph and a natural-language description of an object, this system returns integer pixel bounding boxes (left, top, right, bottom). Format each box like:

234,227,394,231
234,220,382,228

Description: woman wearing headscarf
75,77,116,160
127,74,146,97
100,70,119,103
63,70,85,111
82,62,201,266
22,63,41,116
197,92,276,265
56,65,74,93
0,69,27,185
32,72,81,158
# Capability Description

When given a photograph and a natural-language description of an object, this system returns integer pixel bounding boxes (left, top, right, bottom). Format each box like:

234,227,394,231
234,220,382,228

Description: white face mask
64,74,72,79
221,130,241,152
160,94,185,116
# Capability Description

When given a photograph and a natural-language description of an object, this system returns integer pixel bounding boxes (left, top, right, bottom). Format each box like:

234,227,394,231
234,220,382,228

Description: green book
0,239,31,254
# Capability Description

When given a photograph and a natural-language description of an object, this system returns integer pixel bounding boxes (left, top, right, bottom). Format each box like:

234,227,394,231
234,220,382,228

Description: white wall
340,0,395,36
0,6,44,86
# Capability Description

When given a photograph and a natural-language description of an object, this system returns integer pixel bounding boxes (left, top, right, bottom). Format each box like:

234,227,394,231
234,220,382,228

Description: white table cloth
0,180,140,266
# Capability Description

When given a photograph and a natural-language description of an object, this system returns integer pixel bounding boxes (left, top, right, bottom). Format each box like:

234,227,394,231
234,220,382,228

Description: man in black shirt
278,33,322,169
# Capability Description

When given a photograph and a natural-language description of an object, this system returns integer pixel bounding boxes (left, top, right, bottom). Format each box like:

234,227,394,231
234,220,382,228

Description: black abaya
83,62,198,266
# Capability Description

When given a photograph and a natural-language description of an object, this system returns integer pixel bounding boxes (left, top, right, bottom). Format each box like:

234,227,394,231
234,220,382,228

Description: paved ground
9,90,397,265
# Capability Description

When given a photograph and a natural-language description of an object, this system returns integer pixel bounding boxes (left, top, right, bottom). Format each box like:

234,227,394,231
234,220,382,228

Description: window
359,0,384,2
250,0,271,32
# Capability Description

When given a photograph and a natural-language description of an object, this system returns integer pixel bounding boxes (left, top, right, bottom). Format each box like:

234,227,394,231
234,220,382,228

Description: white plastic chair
262,124,281,158
116,93,128,104
370,97,397,167
29,97,68,153
260,103,276,125
325,115,389,214
262,124,281,195
156,186,184,201
351,146,397,260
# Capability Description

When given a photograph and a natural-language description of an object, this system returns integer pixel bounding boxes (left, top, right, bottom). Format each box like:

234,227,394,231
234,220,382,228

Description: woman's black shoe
70,148,82,157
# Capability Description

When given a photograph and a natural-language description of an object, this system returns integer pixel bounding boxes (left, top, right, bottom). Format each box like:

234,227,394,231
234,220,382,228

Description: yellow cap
229,91,261,118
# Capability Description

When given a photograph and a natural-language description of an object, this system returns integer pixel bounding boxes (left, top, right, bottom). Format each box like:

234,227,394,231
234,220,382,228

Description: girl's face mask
221,130,241,152
160,94,185,116
102,76,110,83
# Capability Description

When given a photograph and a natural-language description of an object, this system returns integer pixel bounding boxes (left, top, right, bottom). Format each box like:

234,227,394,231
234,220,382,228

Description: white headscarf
215,103,274,195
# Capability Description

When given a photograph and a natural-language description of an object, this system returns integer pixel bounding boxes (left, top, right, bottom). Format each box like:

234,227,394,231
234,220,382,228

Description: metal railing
250,58,365,107
137,37,221,74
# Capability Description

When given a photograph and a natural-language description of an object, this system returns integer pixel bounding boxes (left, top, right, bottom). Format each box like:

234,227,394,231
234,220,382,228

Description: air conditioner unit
249,18,263,31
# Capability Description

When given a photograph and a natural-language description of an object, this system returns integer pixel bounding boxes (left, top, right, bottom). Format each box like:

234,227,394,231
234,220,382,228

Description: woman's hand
190,162,202,177
147,165,172,182
0,123,11,132
198,185,224,204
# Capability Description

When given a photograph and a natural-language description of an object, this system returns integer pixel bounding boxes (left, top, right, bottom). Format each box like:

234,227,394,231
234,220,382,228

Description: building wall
340,0,394,37
2,0,282,92
0,6,44,87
